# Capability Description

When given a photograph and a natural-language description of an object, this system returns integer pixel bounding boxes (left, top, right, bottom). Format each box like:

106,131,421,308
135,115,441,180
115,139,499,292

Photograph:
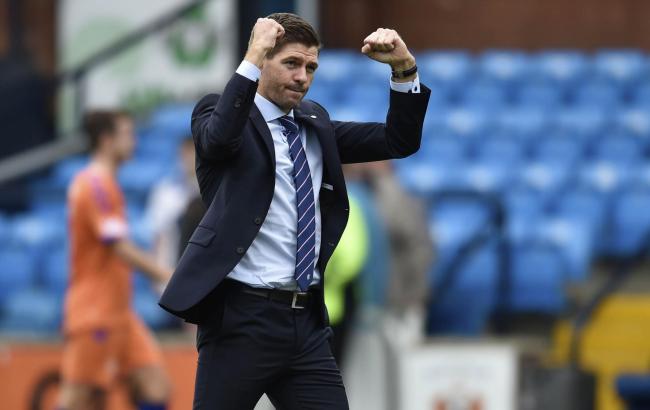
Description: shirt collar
254,93,294,123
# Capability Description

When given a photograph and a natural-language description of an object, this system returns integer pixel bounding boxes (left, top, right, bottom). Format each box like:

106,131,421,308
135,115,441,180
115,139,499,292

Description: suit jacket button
234,98,242,108
236,247,245,254
254,217,262,225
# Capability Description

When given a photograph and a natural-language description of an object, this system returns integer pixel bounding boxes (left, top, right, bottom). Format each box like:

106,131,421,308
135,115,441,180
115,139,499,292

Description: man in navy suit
159,12,430,409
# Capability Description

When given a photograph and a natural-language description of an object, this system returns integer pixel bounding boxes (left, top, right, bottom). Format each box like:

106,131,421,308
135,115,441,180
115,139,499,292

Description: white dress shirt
227,59,420,289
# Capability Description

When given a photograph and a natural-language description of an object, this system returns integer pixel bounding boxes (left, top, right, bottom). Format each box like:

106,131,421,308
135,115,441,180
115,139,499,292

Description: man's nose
294,67,308,83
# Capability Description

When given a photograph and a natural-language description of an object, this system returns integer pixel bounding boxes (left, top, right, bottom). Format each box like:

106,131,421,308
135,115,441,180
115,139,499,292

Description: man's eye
286,61,297,67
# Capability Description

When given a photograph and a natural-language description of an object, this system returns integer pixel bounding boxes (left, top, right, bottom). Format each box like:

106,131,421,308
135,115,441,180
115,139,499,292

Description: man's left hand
361,28,416,76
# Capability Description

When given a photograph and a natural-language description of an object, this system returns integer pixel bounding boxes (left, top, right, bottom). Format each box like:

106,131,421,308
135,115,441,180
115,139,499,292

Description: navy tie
279,115,316,291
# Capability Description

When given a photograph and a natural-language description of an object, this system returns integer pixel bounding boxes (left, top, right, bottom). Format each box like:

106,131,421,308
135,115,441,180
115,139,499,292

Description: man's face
258,42,319,112
110,116,136,163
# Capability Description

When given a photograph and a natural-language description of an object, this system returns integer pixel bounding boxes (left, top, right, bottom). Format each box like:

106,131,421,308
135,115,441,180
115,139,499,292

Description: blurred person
58,110,172,410
146,136,201,268
159,12,430,409
324,191,369,364
362,160,434,346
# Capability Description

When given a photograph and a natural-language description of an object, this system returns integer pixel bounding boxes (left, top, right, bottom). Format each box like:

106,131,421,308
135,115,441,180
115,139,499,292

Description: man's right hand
245,18,285,68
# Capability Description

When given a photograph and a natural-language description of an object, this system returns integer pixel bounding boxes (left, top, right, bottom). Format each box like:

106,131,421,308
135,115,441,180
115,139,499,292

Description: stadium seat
533,135,584,165
495,106,549,140
617,374,650,410
516,83,563,109
148,103,193,140
458,80,507,108
314,50,361,84
459,160,515,193
606,189,650,257
49,156,89,190
42,247,69,297
577,160,634,195
442,106,492,139
477,50,531,87
553,189,608,252
118,159,169,194
476,136,523,165
593,50,647,87
552,106,609,139
508,244,567,314
572,80,622,109
0,248,37,304
592,134,643,163
417,135,467,162
532,51,589,88
503,188,547,243
133,288,175,330
535,215,595,282
417,51,474,99
9,213,64,251
616,106,650,141
396,159,462,196
517,161,573,197
427,241,499,335
0,288,61,333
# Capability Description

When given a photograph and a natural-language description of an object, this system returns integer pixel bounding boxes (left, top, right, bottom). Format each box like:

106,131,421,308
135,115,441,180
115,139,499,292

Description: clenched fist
361,28,416,79
245,18,285,68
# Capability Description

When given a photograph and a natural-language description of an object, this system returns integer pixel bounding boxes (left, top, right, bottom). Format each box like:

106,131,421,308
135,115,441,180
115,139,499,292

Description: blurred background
2,0,650,409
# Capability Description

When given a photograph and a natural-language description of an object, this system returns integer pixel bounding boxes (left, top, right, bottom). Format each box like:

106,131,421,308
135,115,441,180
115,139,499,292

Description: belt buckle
291,292,307,309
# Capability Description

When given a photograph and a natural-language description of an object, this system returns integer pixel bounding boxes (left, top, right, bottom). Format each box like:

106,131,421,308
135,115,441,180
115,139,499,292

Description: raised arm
331,28,430,163
191,18,285,161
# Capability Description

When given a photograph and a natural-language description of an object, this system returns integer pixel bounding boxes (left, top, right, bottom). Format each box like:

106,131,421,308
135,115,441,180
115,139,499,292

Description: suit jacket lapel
294,106,346,200
249,103,275,166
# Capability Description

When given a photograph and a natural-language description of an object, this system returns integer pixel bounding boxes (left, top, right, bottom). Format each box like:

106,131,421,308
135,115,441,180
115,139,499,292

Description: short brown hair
82,110,130,151
263,13,321,58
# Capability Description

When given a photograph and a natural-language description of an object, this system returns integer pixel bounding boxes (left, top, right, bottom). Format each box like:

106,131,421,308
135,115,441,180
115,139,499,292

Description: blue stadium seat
396,159,462,196
118,159,169,194
517,161,573,196
314,50,361,84
442,106,492,138
418,135,467,162
0,248,37,304
458,81,507,108
532,51,589,88
577,160,634,195
516,83,563,109
476,136,523,165
42,247,69,297
616,107,650,141
508,244,567,314
553,189,608,252
148,103,193,140
535,216,595,282
632,80,650,107
427,242,498,335
133,288,175,330
0,288,61,333
533,135,584,165
572,80,622,109
495,107,549,140
617,374,650,410
134,128,181,162
9,213,65,251
459,160,515,193
477,50,531,87
49,156,89,190
592,134,643,163
503,188,547,243
593,50,647,87
417,51,473,98
552,106,609,138
606,189,650,257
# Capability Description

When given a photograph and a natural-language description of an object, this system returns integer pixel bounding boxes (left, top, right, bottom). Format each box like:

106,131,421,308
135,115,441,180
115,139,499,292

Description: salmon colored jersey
64,165,131,333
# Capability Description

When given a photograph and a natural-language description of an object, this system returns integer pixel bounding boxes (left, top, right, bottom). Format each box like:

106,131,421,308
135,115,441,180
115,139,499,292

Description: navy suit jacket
159,72,430,324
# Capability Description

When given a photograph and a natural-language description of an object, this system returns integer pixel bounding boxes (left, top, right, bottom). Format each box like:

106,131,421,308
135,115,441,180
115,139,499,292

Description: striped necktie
278,115,316,291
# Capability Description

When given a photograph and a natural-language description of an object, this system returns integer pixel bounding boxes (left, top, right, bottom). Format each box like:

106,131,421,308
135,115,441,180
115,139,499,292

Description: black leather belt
236,284,316,309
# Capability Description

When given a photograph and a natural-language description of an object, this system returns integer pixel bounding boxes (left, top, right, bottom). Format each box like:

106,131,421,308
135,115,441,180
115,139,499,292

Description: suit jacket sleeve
191,73,259,161
326,85,431,163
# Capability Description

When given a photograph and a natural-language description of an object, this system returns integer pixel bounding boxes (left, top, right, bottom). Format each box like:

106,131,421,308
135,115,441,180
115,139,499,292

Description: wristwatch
391,64,418,79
